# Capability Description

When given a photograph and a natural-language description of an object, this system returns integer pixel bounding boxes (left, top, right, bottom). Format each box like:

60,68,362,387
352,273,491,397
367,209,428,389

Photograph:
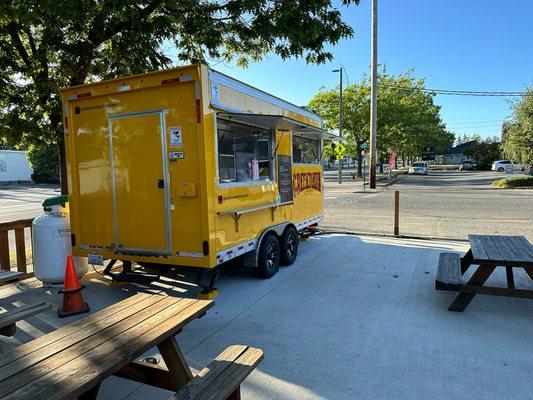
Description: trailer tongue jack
195,268,220,300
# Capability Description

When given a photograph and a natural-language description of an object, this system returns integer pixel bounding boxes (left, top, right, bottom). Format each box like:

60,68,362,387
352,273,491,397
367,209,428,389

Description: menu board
277,155,293,203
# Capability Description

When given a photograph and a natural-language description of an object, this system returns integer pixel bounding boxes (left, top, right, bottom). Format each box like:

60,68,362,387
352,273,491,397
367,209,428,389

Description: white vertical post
338,67,343,184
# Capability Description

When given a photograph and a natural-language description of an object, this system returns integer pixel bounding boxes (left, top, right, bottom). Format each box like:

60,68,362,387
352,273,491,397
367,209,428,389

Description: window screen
217,118,273,184
293,136,320,164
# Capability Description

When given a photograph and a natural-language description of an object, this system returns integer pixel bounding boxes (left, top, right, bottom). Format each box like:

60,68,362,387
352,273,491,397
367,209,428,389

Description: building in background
0,150,33,182
435,141,477,165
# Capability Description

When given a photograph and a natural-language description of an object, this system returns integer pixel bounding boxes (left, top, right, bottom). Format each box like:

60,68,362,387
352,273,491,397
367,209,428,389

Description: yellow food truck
61,64,333,291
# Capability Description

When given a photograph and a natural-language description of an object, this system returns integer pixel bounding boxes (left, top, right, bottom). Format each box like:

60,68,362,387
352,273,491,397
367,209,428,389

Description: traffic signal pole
369,0,378,189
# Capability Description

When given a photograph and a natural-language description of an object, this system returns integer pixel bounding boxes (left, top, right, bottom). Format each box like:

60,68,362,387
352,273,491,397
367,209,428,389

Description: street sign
422,147,435,156
333,143,346,160
421,147,435,161
360,143,369,150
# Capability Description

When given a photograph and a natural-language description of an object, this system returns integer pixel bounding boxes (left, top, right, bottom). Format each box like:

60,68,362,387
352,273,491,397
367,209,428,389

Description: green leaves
1,0,359,149
308,68,454,160
501,87,533,164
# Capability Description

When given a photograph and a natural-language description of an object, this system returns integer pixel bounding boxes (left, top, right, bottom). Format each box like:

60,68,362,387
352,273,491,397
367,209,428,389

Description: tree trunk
356,149,363,177
59,139,68,195
379,153,384,173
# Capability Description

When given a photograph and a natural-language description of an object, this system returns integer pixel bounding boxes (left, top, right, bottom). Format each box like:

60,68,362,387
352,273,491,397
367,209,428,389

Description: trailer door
109,110,170,255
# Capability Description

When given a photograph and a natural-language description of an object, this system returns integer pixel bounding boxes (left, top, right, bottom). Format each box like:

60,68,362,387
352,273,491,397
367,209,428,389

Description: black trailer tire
280,226,299,266
254,233,280,279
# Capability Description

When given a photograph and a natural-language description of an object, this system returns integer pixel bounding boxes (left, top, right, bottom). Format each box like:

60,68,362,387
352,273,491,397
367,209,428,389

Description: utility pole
333,67,343,184
369,0,378,189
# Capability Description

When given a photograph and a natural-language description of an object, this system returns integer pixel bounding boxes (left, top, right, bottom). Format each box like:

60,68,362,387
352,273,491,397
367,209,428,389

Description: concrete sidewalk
1,234,532,399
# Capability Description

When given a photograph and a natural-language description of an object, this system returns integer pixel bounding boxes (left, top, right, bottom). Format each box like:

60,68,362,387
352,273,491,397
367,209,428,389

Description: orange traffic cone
57,255,90,318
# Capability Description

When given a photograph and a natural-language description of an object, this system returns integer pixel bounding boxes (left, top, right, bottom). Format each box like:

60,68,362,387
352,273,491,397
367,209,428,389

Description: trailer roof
217,112,336,140
209,69,323,127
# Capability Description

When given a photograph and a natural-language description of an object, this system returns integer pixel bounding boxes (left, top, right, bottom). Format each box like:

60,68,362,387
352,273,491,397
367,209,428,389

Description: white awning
217,112,338,140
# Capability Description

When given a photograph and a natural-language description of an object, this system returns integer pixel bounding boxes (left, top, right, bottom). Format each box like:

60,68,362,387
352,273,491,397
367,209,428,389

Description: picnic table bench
0,270,23,285
0,293,263,400
436,234,533,312
0,302,52,337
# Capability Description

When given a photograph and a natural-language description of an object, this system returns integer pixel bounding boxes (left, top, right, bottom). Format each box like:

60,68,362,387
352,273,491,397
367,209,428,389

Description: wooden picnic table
0,293,213,400
448,234,533,312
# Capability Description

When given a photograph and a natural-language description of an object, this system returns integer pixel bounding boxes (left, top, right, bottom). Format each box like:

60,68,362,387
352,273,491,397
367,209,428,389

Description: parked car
491,160,524,172
408,162,428,175
459,160,476,171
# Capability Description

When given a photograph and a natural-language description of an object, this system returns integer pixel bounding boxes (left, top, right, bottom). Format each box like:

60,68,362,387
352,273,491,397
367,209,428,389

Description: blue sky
206,0,533,140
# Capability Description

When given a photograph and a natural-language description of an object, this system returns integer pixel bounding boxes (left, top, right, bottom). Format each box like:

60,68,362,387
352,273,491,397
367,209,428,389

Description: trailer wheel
254,233,280,278
280,226,299,266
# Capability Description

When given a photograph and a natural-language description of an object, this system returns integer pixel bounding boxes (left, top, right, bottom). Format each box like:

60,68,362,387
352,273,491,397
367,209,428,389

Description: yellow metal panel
291,164,323,221
68,99,114,250
64,73,209,266
111,112,168,251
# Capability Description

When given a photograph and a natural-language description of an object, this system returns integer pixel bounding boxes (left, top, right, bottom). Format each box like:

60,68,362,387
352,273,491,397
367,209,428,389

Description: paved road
1,172,532,244
322,170,533,241
0,184,60,223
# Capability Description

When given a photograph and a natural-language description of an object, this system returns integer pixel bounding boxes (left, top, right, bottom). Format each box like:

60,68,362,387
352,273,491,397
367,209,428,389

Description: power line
445,123,502,129
443,118,507,122
379,84,532,97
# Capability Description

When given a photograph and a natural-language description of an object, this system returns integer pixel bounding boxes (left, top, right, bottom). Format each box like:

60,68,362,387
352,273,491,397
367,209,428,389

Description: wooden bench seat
0,270,24,285
173,345,263,400
435,252,463,290
0,302,51,337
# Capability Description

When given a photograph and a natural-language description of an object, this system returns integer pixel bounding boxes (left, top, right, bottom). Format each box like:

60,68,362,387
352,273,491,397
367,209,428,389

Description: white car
491,160,524,172
408,162,428,175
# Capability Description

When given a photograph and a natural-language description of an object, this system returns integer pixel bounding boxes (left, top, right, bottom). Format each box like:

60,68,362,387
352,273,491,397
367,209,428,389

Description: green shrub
27,143,60,183
492,176,533,189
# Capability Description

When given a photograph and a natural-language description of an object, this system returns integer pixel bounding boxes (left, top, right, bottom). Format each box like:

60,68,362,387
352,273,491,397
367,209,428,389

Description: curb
317,227,470,243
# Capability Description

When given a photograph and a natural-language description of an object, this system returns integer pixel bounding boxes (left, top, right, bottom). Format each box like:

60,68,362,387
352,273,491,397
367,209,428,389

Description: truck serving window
293,136,320,164
217,118,273,184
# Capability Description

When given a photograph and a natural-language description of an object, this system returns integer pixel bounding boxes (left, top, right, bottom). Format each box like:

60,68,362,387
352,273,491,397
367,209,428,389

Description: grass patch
492,176,533,189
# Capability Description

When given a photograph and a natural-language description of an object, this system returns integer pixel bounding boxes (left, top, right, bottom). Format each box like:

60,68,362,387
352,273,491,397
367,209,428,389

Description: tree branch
70,0,163,86
7,22,32,70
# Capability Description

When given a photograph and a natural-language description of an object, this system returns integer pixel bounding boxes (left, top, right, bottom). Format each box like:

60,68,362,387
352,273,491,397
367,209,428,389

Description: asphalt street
322,170,533,241
0,184,60,223
0,171,532,247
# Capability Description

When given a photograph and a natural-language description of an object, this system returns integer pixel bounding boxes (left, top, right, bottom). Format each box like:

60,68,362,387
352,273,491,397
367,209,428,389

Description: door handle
157,179,164,189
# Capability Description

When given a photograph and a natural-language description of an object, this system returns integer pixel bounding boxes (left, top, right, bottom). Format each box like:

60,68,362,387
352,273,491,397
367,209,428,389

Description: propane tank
32,195,88,284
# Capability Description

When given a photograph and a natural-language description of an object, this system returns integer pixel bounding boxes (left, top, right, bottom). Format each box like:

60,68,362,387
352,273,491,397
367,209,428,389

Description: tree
1,0,359,192
308,69,453,175
27,143,60,182
455,133,482,145
501,87,533,164
463,137,501,170
308,81,370,176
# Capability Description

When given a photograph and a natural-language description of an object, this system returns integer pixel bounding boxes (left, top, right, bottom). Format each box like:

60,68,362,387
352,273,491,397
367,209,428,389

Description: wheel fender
242,222,295,267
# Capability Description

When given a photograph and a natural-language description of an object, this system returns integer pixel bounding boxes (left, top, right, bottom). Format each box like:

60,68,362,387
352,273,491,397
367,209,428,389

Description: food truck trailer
60,64,334,289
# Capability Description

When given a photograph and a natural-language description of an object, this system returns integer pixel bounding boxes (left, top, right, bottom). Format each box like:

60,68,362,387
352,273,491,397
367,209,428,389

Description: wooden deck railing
0,218,34,278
